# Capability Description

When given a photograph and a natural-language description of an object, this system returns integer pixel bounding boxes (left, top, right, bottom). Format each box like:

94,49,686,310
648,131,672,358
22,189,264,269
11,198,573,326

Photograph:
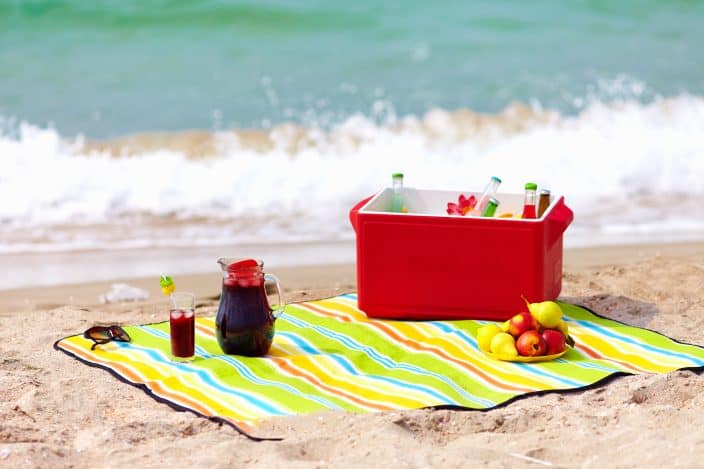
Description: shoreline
1,263,358,312
2,240,702,309
0,239,356,292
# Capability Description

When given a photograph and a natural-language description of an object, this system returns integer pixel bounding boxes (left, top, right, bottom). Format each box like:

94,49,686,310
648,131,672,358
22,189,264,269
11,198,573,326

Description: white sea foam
1,95,704,254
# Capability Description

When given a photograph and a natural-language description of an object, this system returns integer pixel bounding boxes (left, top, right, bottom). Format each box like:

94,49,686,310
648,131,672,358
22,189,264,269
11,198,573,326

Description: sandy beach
1,241,703,467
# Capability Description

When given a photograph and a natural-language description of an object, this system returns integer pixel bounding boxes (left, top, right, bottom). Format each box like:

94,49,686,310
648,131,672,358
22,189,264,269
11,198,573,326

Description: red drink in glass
169,292,196,361
170,309,195,359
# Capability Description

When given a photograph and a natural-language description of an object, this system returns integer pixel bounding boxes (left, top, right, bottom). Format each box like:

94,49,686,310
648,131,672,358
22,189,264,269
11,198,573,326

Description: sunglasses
83,325,131,350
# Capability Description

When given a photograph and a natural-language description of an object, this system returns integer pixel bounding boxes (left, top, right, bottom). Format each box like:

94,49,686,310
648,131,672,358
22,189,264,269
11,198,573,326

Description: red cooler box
349,188,573,321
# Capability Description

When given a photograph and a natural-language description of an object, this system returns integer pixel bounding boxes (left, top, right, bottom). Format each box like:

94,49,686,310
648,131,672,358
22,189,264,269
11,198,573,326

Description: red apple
507,312,539,338
515,330,547,357
541,329,567,355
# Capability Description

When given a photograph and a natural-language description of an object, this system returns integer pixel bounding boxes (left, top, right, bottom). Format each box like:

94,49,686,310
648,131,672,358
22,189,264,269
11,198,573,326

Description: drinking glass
170,292,196,362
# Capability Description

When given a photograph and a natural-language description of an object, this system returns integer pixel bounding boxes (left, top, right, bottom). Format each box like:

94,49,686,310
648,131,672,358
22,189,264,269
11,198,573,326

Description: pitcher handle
264,274,285,319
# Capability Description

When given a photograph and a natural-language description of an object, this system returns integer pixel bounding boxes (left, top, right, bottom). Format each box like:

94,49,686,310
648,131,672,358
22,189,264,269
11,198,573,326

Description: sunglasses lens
85,326,112,341
110,326,131,342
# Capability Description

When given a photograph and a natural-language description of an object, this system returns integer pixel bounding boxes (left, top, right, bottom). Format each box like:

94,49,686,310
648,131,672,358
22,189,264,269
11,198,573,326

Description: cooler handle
349,195,374,232
546,196,574,245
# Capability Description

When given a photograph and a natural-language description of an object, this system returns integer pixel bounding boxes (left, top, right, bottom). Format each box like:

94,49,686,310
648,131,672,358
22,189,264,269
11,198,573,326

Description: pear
477,324,502,352
522,296,562,329
490,332,518,357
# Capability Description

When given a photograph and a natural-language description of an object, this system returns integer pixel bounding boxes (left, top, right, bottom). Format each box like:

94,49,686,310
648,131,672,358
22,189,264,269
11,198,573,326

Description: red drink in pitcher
216,279,275,356
215,258,284,357
169,292,196,361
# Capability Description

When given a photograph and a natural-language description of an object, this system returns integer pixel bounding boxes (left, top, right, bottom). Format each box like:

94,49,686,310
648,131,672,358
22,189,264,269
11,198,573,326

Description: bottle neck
538,192,551,217
485,180,500,194
524,189,537,206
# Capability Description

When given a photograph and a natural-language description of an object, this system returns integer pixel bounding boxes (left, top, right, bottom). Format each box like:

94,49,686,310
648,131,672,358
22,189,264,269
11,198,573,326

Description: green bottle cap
491,176,502,184
392,173,404,179
525,182,537,190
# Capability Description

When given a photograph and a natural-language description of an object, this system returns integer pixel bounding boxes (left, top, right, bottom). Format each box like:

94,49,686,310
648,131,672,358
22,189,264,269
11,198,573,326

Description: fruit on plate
522,297,563,329
477,324,502,352
515,330,547,357
490,332,518,357
507,312,538,338
541,329,567,355
476,296,576,361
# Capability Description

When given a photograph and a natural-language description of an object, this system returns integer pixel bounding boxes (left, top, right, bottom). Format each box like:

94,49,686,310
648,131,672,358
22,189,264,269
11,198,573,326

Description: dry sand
1,243,704,468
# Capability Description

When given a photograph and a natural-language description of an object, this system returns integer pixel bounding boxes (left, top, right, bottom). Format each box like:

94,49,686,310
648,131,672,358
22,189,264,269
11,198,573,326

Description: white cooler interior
361,188,558,220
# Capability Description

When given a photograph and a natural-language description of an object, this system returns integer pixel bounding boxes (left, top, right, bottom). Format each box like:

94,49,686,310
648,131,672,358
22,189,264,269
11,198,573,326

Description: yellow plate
483,349,567,362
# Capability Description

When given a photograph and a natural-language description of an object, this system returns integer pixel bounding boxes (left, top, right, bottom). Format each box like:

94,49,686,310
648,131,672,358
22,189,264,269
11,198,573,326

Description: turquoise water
1,0,703,138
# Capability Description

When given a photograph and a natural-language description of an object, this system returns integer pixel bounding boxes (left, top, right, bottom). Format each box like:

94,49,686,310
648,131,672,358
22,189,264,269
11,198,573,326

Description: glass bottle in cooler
521,182,538,219
390,173,405,213
537,189,551,217
481,197,500,217
474,176,502,215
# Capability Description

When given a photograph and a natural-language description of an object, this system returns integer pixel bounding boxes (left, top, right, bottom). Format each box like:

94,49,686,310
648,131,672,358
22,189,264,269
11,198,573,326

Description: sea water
1,1,703,287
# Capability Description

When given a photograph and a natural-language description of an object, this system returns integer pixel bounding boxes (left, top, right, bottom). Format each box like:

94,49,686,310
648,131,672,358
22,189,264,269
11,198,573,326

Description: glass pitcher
215,258,284,356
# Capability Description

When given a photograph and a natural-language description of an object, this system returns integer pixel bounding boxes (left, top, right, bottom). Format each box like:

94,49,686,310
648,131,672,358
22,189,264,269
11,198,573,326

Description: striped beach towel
55,294,704,439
